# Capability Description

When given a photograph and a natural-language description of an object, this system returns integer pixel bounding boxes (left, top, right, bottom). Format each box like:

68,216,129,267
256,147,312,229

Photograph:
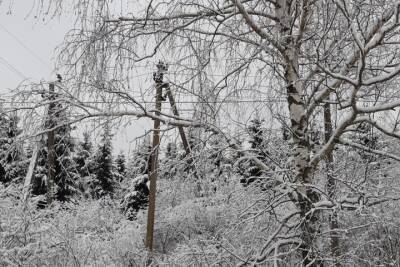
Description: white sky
0,2,152,154
0,4,68,90
0,1,275,155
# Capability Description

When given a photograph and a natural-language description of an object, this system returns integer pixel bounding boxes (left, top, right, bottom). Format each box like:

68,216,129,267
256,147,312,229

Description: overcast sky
0,2,152,154
0,2,72,91
0,2,265,155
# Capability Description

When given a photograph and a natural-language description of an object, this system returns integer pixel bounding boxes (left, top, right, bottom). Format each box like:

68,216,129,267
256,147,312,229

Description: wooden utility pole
165,85,200,182
165,85,192,157
145,62,198,251
46,82,56,205
145,61,166,251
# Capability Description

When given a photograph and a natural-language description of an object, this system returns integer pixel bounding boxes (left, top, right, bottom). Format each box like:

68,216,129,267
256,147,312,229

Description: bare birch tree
11,0,400,265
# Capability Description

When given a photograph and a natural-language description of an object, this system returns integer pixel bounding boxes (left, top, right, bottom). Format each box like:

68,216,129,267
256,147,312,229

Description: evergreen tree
120,174,149,220
127,136,152,177
90,123,115,198
205,134,229,193
121,137,152,220
0,111,9,184
182,127,200,176
239,118,268,187
0,113,26,184
31,102,79,202
32,143,48,196
54,117,79,201
115,152,126,182
354,122,380,162
163,142,178,179
165,142,177,159
74,131,96,195
74,132,94,177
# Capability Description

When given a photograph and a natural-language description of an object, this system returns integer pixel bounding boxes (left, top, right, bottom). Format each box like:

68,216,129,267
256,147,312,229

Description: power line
0,56,26,79
0,99,285,104
0,98,395,105
165,72,269,78
0,23,52,71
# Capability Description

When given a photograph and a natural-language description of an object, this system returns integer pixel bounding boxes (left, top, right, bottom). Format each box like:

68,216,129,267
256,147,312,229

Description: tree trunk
324,102,340,266
275,1,320,265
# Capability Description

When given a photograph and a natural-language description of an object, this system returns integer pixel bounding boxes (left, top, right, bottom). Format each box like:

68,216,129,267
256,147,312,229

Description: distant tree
163,142,178,179
204,133,231,193
32,144,48,197
0,111,9,184
90,123,115,198
53,112,80,202
115,152,126,182
74,131,96,195
31,102,79,202
354,122,380,162
239,118,268,187
181,128,202,179
165,142,177,159
126,137,152,178
248,119,267,154
120,174,149,220
121,137,152,220
0,113,26,184
74,132,94,177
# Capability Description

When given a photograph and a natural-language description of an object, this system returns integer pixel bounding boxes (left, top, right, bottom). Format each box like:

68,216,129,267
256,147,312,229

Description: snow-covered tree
121,137,152,220
162,142,178,180
239,118,268,187
12,0,400,264
74,131,96,195
0,113,26,184
31,102,79,202
120,174,149,220
126,136,152,178
115,152,126,182
90,123,115,198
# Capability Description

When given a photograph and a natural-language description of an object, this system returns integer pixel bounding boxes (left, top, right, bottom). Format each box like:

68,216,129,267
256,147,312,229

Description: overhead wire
0,23,52,71
0,55,27,79
0,98,395,109
0,99,287,104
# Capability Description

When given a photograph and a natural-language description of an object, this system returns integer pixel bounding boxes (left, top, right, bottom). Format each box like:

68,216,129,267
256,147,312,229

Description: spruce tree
121,137,152,220
115,152,126,182
31,102,79,202
32,144,48,196
127,136,152,177
0,113,26,184
204,134,228,193
74,132,94,177
239,118,268,187
182,128,199,176
54,111,79,201
74,131,96,196
163,142,178,179
90,123,115,198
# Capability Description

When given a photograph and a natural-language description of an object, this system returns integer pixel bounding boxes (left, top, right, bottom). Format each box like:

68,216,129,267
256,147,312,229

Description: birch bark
275,1,321,264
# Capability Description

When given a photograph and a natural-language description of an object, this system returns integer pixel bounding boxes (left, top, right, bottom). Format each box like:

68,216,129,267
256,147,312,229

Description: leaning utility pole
145,61,167,251
165,85,192,157
46,82,56,205
165,84,200,182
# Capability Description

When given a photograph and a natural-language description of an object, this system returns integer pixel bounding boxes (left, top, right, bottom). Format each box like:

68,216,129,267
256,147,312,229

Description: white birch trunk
275,1,320,265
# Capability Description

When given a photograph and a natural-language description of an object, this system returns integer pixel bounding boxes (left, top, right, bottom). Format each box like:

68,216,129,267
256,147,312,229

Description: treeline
0,106,151,209
0,107,289,211
1,107,383,218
